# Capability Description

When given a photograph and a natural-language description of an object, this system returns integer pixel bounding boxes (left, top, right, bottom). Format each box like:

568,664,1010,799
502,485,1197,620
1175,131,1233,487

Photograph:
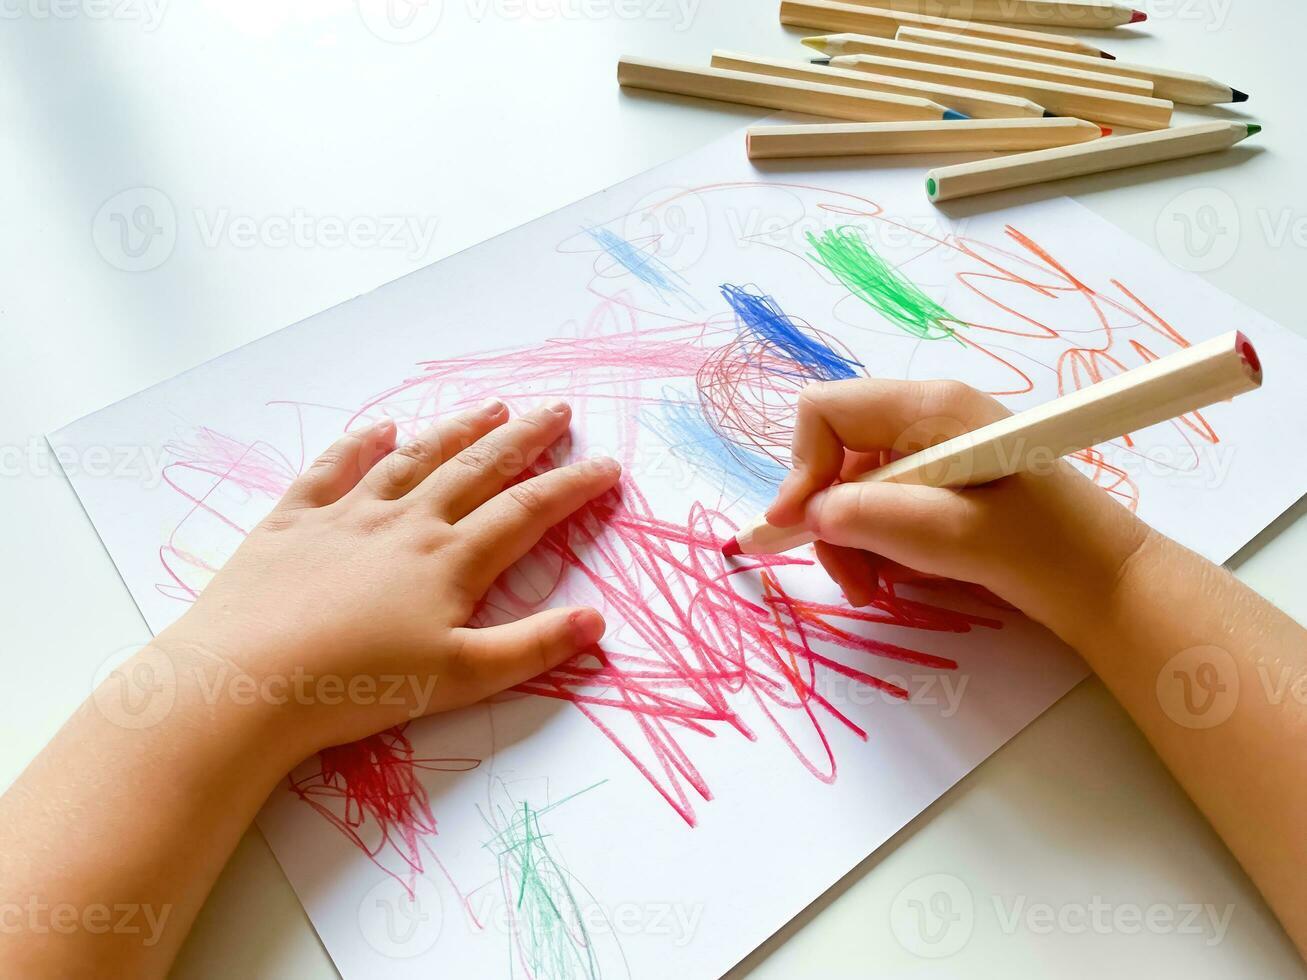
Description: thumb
805,481,977,582
450,607,605,700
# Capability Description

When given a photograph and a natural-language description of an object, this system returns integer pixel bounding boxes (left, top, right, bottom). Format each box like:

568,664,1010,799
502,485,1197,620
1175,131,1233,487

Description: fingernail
569,610,605,647
543,399,570,416
594,456,622,477
371,417,396,434
477,398,506,417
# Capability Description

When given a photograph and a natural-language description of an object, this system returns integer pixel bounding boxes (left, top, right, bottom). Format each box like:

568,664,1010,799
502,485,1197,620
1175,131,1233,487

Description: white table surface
3,1,1305,976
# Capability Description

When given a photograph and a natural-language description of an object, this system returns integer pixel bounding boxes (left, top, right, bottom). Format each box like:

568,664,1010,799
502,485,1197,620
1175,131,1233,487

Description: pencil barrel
838,0,1135,28
711,50,1044,118
617,56,949,121
781,0,1107,55
926,122,1246,200
746,118,1102,158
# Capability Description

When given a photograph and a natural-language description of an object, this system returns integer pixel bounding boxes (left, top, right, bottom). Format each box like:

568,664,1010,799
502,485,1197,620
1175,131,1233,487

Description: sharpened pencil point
943,109,969,120
811,57,831,65
1231,88,1249,103
721,537,742,558
1129,8,1147,22
1100,126,1113,136
1246,123,1261,137
1101,51,1117,60
800,36,823,51
1043,110,1057,118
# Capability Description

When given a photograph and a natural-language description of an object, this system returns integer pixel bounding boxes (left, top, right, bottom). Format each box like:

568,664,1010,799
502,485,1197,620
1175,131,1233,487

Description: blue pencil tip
943,109,970,120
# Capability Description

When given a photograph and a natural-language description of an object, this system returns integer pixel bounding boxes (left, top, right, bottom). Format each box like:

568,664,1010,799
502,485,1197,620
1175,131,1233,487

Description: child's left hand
151,397,620,755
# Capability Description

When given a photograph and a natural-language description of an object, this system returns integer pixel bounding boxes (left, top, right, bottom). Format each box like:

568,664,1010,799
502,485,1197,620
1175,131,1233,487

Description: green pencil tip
926,177,937,198
1246,123,1262,137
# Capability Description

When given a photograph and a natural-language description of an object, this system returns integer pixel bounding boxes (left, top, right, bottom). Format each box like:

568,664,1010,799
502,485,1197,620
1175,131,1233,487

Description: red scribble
151,180,1235,877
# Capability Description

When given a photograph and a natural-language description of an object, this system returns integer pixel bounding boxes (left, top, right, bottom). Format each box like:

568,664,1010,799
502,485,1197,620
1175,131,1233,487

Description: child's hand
152,398,620,754
765,379,1150,639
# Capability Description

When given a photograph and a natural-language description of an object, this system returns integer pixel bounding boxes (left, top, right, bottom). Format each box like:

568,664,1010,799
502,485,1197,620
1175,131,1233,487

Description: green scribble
806,226,961,341
483,780,616,980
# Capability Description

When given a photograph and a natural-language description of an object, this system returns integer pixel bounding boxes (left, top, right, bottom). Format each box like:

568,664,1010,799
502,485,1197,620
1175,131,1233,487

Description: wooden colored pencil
724,330,1262,557
836,0,1145,29
895,27,1248,104
925,121,1261,201
830,53,1173,128
780,2,1111,57
745,117,1106,158
818,34,1153,95
710,50,1045,119
616,56,966,122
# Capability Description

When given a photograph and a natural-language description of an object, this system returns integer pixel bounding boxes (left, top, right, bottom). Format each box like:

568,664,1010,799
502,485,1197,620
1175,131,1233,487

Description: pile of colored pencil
617,0,1260,202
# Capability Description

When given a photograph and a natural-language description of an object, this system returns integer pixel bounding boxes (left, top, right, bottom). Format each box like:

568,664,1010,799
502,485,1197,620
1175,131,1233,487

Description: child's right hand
765,379,1152,643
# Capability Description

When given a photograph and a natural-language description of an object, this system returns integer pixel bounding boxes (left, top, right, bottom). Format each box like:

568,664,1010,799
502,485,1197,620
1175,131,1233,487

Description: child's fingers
417,402,572,522
814,540,878,607
805,480,981,580
447,607,605,703
454,458,622,595
767,380,1008,528
278,419,397,510
360,399,509,500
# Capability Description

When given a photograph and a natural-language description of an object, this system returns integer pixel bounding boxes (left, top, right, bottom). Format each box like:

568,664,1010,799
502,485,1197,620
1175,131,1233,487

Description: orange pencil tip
1100,126,1113,136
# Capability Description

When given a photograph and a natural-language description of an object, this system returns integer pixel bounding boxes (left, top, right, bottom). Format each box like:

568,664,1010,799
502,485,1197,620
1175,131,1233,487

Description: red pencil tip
1236,331,1262,379
1129,8,1147,22
721,537,742,558
1100,126,1113,136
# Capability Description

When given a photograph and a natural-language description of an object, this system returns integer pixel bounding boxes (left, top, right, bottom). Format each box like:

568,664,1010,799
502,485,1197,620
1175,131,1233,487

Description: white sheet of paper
52,128,1307,978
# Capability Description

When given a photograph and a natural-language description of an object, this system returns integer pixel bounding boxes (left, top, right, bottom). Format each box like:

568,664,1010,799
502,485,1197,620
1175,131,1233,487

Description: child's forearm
0,640,304,978
1042,529,1307,955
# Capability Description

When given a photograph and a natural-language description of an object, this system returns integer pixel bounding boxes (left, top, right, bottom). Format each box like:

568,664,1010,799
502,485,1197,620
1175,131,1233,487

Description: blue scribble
585,226,694,306
642,397,787,508
720,283,863,381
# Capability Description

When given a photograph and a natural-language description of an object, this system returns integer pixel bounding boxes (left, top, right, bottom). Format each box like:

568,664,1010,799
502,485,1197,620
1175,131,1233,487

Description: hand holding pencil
726,331,1261,560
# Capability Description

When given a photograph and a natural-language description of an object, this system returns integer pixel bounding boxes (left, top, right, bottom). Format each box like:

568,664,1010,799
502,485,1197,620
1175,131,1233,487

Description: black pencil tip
1101,51,1117,60
1043,109,1057,117
811,57,831,65
1231,87,1249,103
